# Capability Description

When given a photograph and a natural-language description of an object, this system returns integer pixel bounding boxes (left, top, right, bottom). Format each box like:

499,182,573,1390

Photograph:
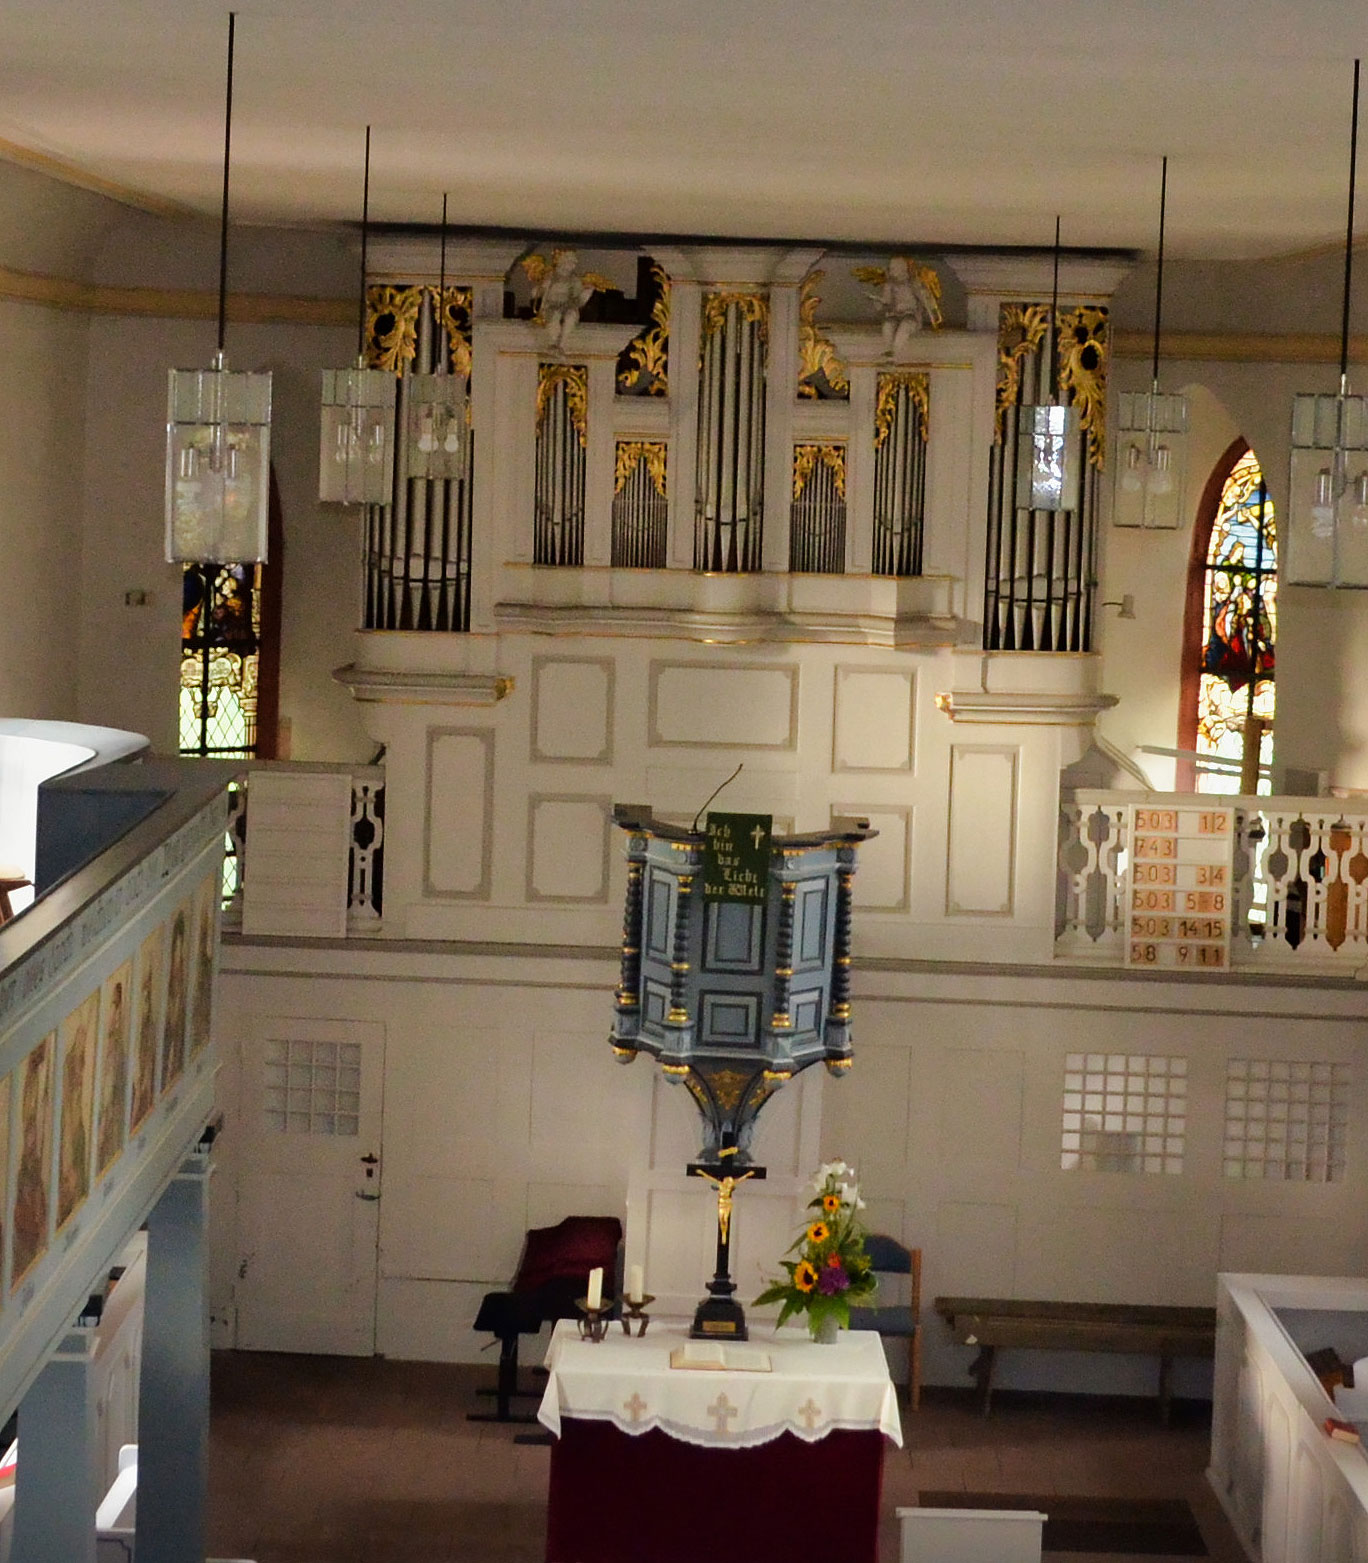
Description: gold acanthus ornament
793,443,847,500
701,289,769,339
617,261,671,396
796,271,850,398
874,371,930,446
993,302,1051,440
432,285,474,379
1055,305,1108,468
536,362,589,447
362,283,473,380
365,285,423,373
614,440,668,497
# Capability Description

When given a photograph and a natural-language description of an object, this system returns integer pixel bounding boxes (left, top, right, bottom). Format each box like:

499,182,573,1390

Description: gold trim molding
617,261,670,395
614,440,668,497
536,362,589,445
1057,305,1108,468
874,371,930,446
994,302,1050,440
797,271,849,398
793,443,847,500
702,289,768,339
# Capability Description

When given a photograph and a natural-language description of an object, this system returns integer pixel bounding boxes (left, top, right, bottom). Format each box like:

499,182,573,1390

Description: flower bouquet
755,1160,875,1342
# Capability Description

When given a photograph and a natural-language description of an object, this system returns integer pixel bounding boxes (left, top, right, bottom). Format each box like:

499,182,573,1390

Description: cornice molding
332,665,515,707
0,263,353,325
934,688,1118,726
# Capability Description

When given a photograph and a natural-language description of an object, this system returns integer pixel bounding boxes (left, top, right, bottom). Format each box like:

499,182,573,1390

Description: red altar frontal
538,1320,902,1563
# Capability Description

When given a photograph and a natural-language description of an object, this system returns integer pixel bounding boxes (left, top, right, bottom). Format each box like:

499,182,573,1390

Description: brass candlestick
620,1295,656,1337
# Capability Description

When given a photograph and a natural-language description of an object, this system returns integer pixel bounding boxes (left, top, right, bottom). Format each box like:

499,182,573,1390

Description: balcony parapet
494,565,963,646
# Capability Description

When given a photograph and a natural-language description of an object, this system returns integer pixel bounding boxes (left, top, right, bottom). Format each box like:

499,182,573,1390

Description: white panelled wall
213,628,1368,1395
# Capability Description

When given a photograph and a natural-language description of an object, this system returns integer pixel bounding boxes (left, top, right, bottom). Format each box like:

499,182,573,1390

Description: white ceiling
2,0,1367,259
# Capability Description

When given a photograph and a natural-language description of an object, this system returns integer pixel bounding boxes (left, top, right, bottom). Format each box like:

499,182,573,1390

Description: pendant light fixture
319,127,396,505
1114,158,1189,529
403,193,466,480
1288,59,1368,587
165,13,272,563
1015,217,1081,512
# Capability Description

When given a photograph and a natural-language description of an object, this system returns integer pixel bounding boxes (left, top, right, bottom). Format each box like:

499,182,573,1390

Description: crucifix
687,1137,766,1340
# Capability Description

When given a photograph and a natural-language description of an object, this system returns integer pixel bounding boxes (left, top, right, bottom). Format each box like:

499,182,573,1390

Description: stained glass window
179,563,261,758
1196,449,1275,794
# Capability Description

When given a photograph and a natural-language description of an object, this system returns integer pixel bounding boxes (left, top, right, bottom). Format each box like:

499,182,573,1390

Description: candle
586,1266,603,1311
628,1264,644,1305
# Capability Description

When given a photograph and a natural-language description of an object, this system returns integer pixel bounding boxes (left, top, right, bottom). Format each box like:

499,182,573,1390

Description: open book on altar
669,1342,772,1373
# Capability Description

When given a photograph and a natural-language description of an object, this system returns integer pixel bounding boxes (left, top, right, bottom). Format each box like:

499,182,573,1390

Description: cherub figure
521,249,613,353
855,256,943,360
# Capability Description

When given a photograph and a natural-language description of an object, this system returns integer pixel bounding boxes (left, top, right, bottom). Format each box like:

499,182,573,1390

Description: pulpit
538,1320,901,1563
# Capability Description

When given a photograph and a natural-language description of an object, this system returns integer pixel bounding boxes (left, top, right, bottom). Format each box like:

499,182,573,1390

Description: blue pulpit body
610,807,876,1165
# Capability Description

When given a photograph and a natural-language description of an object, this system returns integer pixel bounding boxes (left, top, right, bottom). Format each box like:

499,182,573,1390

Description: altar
538,1319,902,1563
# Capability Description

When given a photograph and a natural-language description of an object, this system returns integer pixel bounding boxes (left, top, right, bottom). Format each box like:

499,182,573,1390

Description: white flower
810,1159,856,1193
838,1180,867,1210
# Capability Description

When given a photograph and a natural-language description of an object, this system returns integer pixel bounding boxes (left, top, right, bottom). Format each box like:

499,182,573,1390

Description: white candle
586,1266,603,1311
628,1264,644,1305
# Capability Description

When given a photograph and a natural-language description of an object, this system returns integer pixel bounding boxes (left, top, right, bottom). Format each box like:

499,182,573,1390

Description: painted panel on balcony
241,771,352,938
526,795,611,903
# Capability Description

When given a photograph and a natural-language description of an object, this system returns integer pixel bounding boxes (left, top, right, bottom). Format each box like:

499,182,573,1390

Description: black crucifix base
687,1158,766,1341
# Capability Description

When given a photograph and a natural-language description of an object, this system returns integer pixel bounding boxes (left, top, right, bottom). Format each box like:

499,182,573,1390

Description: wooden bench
934,1296,1217,1422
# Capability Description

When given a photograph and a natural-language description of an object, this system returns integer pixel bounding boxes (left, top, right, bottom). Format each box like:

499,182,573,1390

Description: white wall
215,940,1368,1399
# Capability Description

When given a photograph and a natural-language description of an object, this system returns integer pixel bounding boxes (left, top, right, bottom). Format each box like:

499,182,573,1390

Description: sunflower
806,1221,830,1245
794,1260,819,1293
822,1193,841,1215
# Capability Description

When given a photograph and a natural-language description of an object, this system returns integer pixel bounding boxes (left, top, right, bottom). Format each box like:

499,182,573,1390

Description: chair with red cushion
469,1215,622,1423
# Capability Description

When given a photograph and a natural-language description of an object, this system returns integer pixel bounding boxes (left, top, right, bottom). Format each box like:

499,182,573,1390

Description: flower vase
811,1313,839,1345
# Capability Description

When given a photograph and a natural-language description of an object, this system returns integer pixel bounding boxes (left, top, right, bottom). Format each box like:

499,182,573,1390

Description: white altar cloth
537,1319,903,1449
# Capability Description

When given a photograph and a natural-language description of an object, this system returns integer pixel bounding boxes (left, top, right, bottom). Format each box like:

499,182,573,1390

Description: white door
235,1016,385,1354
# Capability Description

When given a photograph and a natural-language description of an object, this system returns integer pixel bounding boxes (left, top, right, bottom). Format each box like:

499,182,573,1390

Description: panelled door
235,1016,385,1354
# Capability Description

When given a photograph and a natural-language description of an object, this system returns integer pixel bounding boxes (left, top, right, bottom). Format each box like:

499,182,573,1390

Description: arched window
178,470,281,759
1179,443,1276,793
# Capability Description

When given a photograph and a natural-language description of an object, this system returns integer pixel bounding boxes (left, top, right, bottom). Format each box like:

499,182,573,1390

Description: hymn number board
1126,804,1233,970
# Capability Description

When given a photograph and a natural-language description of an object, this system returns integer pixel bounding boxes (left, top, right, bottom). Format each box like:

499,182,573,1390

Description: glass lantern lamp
403,368,465,481
1016,401,1081,511
1287,60,1368,587
166,351,272,562
1114,390,1189,529
1288,390,1368,586
319,361,396,504
164,14,272,565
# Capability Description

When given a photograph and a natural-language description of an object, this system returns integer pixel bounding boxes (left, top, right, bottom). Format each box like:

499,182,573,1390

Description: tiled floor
207,1350,1250,1563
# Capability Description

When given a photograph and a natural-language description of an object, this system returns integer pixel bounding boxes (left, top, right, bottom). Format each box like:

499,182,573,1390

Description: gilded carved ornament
536,362,589,446
701,289,769,339
874,371,930,446
796,271,850,398
614,440,668,497
792,443,847,500
617,261,671,396
1055,305,1108,468
365,285,423,373
994,302,1051,439
431,284,473,379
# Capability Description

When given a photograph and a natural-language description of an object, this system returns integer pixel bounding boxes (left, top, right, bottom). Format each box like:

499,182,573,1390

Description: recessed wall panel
424,728,493,899
649,662,798,749
946,745,1018,916
834,805,911,912
833,666,915,772
526,795,612,902
531,657,614,763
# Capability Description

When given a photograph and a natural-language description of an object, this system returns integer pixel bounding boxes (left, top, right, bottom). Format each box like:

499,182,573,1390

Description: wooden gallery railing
1058,791,1368,972
221,763,384,936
